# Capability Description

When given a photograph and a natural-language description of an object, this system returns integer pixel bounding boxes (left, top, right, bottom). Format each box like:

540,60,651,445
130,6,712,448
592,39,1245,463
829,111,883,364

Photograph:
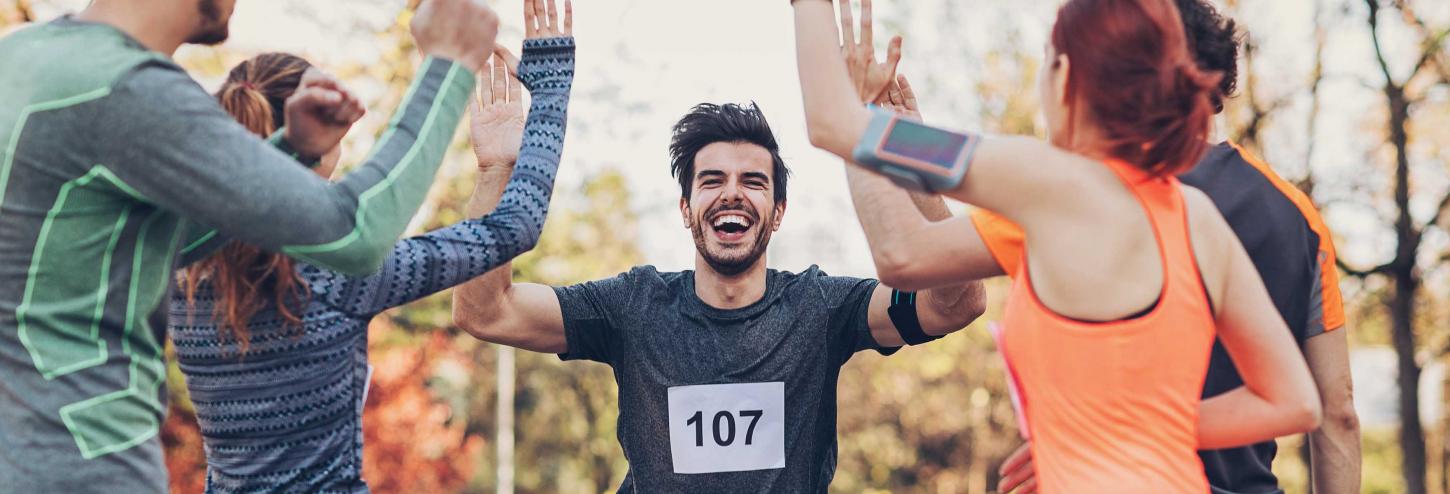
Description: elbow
1291,394,1324,434
873,243,931,291
960,291,987,326
805,117,852,158
454,308,501,342
1320,394,1360,435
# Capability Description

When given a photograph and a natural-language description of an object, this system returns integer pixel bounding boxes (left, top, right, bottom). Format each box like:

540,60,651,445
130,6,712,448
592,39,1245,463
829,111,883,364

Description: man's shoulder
772,265,877,299
0,19,178,101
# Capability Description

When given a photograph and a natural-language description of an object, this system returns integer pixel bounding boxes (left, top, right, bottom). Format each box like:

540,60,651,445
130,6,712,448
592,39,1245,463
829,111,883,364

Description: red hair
179,53,314,353
1051,0,1221,177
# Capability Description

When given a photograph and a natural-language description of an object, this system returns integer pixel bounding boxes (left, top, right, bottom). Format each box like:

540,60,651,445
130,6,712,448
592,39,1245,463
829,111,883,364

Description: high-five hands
837,0,902,104
525,0,572,40
283,68,367,159
469,0,574,170
470,53,526,171
412,0,502,74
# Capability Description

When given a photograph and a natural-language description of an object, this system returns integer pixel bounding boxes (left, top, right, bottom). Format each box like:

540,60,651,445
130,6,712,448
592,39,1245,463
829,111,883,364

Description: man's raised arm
97,0,499,276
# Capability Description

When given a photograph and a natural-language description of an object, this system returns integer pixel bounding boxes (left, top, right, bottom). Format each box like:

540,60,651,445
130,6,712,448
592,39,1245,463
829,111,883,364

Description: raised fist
412,0,501,73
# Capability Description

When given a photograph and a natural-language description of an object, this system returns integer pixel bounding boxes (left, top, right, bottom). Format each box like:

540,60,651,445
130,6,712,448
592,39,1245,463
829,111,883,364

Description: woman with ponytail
169,2,577,491
793,0,1319,491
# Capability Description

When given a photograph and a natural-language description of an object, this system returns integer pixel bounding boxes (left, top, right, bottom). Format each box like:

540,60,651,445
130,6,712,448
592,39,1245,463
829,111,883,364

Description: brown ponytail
180,53,315,353
1050,0,1222,177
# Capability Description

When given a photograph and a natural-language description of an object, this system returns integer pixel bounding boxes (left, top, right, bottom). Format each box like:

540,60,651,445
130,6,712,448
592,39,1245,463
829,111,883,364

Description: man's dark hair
669,102,790,205
1176,0,1242,113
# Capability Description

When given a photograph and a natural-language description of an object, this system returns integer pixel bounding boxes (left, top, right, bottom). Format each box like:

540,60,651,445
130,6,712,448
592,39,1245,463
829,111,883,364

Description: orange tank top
1000,160,1216,493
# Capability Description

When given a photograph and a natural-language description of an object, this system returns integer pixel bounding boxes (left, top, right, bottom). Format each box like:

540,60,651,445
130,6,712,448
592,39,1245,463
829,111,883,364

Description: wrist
272,128,323,167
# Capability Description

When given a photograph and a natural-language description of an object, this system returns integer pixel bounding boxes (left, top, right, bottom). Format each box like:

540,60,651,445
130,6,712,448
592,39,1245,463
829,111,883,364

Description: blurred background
4,0,1450,492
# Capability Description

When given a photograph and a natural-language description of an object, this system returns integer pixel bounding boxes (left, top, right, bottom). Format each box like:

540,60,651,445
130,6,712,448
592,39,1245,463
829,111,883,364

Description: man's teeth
713,214,752,229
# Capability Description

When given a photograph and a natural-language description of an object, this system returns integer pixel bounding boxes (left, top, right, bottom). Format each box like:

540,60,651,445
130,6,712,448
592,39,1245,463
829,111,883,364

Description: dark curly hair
1176,0,1242,113
668,102,790,205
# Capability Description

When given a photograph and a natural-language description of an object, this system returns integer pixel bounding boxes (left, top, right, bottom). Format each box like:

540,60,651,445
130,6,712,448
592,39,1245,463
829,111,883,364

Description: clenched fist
412,0,501,73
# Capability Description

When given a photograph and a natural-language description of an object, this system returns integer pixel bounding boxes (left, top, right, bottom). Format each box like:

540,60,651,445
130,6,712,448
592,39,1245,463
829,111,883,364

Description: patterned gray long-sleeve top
167,37,575,494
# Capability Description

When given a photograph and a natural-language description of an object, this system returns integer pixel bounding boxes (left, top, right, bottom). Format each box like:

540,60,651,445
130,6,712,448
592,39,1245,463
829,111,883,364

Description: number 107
686,410,763,447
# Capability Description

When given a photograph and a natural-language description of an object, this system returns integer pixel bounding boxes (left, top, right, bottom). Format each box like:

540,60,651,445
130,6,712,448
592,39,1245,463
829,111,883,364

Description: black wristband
887,290,940,346
268,128,323,169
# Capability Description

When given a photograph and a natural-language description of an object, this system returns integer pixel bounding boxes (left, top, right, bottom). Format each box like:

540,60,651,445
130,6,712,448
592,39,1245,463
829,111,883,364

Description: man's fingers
885,35,903,70
837,0,855,48
494,45,521,76
897,73,918,108
546,0,559,34
888,81,904,106
523,0,538,37
563,0,573,35
492,53,508,103
1016,477,1039,494
859,0,873,48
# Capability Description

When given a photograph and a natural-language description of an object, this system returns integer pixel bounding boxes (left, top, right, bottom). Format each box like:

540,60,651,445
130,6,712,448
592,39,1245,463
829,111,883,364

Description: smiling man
453,102,984,492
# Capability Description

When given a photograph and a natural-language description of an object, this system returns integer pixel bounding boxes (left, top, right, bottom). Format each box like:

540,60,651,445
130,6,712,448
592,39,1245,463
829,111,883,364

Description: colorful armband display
850,106,980,193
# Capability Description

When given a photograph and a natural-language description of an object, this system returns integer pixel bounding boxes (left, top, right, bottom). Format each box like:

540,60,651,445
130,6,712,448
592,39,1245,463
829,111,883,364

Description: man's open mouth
709,212,754,242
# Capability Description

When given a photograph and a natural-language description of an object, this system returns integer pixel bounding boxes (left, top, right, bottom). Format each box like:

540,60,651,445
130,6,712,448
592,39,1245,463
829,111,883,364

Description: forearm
280,57,476,274
1198,386,1317,449
1303,328,1361,493
1310,419,1361,493
453,262,516,340
793,0,871,157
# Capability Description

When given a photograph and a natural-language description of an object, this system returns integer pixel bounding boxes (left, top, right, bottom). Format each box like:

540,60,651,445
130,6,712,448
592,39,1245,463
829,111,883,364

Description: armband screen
880,119,970,170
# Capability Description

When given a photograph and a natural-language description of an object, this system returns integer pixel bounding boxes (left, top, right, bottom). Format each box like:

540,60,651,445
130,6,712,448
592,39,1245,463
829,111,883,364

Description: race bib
667,382,786,474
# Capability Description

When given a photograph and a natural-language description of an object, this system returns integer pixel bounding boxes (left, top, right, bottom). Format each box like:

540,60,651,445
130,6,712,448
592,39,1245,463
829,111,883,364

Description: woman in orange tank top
789,0,1322,491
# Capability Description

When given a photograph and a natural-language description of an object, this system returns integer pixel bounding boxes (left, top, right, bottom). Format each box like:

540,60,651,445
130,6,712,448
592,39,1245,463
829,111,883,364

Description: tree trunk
1387,84,1428,494
1395,265,1427,494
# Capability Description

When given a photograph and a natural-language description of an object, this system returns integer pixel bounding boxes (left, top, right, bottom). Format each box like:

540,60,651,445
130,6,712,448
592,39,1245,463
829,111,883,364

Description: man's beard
690,204,774,277
186,0,230,45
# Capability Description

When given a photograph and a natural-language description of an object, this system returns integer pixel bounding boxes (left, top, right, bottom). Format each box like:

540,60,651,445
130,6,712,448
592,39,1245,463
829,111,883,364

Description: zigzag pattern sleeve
308,37,577,318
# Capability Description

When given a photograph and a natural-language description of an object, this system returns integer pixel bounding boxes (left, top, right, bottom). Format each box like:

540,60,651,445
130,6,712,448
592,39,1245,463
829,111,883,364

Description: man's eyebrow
742,171,770,182
695,169,726,179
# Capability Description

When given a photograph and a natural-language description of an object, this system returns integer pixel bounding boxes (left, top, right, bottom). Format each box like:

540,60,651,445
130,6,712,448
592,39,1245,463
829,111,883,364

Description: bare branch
1366,0,1399,88
1423,191,1450,232
1337,257,1394,278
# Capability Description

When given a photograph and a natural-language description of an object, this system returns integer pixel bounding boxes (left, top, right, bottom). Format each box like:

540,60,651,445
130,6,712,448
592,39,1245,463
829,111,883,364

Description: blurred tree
1333,2,1450,492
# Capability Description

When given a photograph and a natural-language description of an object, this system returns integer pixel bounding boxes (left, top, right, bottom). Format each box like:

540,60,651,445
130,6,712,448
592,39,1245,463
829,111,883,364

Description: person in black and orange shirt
989,1,1361,492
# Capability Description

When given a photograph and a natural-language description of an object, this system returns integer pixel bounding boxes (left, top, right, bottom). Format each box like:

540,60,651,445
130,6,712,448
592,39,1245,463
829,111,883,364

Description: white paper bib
666,382,786,474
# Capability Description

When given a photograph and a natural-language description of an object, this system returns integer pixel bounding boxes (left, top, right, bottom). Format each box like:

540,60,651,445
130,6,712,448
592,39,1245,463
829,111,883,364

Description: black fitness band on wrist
268,128,323,169
888,289,939,346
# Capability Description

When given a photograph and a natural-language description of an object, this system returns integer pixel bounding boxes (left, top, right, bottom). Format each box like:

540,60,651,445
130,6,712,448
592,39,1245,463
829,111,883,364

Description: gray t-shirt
556,265,898,493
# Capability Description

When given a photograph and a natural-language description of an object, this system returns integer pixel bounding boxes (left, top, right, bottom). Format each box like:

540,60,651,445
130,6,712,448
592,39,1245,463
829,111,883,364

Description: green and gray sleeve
94,58,476,275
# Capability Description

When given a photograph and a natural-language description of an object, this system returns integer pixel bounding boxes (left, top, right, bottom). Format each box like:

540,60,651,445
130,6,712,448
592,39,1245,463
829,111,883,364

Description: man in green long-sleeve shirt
0,0,501,491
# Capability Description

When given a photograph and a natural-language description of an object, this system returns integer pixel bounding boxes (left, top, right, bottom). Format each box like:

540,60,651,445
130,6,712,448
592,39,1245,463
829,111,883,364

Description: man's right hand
412,0,501,74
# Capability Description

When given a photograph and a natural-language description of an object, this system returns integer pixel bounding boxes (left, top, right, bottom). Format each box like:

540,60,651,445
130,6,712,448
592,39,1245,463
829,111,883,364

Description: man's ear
680,197,692,229
770,200,786,232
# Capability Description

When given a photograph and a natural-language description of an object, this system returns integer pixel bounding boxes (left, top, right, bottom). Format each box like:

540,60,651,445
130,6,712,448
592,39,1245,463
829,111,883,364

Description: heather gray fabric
556,265,898,493
0,18,473,493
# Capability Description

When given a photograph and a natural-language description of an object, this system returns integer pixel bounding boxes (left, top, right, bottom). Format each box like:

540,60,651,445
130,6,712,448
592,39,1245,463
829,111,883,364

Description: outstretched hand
838,0,902,104
492,0,573,75
469,51,526,170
